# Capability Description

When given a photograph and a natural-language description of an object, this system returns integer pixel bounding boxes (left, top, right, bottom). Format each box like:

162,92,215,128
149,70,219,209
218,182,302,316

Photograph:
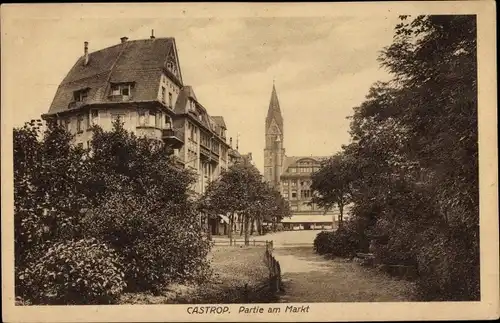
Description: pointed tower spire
263,81,285,188
266,82,283,133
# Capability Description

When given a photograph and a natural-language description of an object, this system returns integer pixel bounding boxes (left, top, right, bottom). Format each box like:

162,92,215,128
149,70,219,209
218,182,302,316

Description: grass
209,246,269,286
119,245,272,304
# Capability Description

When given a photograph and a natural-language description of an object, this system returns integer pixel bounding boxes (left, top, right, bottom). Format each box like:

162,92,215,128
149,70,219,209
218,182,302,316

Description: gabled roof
211,116,227,129
265,84,284,133
184,85,197,101
47,38,183,115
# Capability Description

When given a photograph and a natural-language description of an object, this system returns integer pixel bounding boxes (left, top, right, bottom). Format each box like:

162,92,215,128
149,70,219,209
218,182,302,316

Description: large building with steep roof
263,84,336,230
42,34,243,196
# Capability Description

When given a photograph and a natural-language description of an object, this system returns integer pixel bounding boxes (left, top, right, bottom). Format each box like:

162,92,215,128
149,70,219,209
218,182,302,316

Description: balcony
200,145,211,159
162,128,184,149
211,146,220,157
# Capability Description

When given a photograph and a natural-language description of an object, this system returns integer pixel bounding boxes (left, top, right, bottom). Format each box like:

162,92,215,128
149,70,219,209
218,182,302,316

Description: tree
201,161,288,244
265,188,292,233
14,119,212,302
83,120,209,292
337,15,479,300
310,152,354,228
14,120,95,301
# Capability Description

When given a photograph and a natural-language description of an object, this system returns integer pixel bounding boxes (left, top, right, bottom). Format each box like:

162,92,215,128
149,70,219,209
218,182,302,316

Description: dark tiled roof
174,86,189,114
211,116,227,129
47,38,181,115
184,85,197,101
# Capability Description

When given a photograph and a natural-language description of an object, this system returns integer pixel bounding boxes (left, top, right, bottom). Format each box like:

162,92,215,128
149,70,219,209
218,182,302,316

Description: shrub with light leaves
19,238,126,305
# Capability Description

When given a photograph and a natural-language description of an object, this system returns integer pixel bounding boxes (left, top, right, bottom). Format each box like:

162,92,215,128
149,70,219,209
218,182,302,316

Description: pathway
267,230,417,302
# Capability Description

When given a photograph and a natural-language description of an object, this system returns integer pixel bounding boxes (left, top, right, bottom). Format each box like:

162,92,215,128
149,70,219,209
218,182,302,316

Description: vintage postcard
1,1,498,322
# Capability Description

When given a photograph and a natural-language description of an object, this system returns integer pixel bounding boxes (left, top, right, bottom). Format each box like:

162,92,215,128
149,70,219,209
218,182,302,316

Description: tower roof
265,83,283,132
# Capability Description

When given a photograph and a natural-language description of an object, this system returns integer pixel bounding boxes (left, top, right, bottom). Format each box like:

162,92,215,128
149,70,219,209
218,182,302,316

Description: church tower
264,82,285,189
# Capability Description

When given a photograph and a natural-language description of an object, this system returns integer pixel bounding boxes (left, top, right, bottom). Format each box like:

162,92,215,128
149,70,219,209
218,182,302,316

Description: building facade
42,35,241,197
263,84,336,230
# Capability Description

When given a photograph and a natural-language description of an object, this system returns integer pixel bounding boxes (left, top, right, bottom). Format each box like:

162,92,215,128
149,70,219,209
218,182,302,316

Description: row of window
61,109,174,133
289,204,316,212
137,110,172,129
282,189,312,200
288,167,317,173
74,83,135,103
282,180,312,187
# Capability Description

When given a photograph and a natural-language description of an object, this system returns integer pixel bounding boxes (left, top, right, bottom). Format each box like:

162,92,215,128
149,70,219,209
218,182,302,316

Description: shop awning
281,214,335,223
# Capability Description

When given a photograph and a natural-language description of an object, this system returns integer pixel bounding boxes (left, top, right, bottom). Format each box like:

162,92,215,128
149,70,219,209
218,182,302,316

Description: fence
263,240,282,293
212,238,271,247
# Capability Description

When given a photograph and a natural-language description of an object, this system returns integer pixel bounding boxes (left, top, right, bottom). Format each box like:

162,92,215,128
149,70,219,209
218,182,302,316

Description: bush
329,226,361,258
84,191,212,294
373,219,419,267
18,238,126,305
416,226,479,301
314,225,361,258
313,231,335,255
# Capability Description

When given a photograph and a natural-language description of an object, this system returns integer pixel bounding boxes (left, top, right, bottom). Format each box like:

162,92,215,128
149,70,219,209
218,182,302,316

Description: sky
2,5,400,173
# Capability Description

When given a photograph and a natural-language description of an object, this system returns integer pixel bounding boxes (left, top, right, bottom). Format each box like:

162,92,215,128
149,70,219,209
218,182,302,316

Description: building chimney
150,29,155,39
120,37,128,43
83,41,89,65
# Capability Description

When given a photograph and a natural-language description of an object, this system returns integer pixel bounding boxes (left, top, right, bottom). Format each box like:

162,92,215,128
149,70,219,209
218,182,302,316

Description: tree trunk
244,214,250,246
250,217,255,235
239,214,244,236
229,212,234,246
257,218,262,235
338,203,344,229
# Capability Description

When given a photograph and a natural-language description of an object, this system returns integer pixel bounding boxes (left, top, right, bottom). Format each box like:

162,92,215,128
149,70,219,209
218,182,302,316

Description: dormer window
110,83,133,98
189,100,196,112
73,89,89,102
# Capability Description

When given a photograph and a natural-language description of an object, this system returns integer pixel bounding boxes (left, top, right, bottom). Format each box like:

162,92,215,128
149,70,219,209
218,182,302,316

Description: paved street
265,230,417,302
265,229,322,247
